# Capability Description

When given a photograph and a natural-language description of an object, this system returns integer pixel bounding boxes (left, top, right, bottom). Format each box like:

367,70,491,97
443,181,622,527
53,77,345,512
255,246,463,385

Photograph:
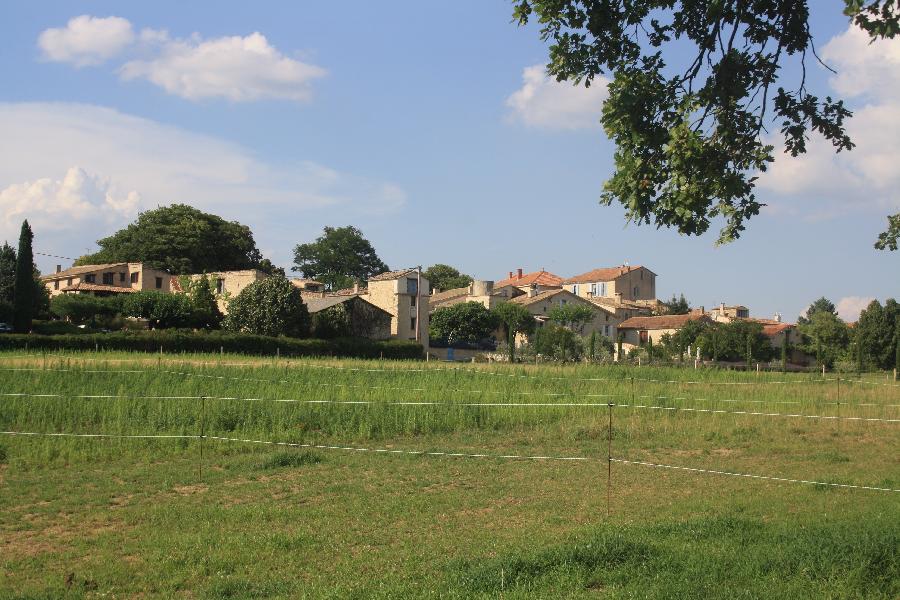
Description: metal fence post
607,402,613,518
199,395,206,483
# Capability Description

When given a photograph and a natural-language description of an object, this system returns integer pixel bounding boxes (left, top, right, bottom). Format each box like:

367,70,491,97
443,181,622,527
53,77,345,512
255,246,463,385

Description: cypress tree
12,221,35,333
589,331,597,362
746,334,752,370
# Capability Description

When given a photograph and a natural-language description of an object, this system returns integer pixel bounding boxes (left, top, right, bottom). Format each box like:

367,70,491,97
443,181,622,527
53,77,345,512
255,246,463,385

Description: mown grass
0,350,898,598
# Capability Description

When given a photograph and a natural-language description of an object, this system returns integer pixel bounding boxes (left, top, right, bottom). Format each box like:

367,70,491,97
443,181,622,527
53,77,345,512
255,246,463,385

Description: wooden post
607,402,613,518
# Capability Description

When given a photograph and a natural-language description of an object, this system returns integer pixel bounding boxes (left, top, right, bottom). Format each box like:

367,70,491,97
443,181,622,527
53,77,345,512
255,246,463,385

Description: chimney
56,265,62,273
528,284,537,298
517,268,523,280
774,312,782,323
615,292,623,305
508,271,513,280
353,282,359,294
720,302,725,312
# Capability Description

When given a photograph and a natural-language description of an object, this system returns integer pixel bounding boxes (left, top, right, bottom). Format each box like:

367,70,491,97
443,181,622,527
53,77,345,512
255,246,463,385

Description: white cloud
506,64,609,130
836,296,875,322
758,25,900,218
38,15,134,67
120,30,326,102
0,167,139,237
0,103,405,266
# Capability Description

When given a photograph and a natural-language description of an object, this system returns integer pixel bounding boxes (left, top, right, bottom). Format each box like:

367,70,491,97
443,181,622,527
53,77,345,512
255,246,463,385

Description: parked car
0,322,13,333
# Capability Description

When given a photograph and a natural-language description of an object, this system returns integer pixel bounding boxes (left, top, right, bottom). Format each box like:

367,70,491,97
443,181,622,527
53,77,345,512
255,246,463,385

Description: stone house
41,263,171,297
428,280,521,312
291,278,326,293
494,268,564,295
617,313,713,348
365,269,430,346
709,303,750,322
305,295,392,340
173,269,269,313
563,264,657,303
507,288,623,346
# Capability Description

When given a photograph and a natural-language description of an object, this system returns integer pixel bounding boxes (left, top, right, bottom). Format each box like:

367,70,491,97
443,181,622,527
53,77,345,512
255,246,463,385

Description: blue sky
0,1,897,322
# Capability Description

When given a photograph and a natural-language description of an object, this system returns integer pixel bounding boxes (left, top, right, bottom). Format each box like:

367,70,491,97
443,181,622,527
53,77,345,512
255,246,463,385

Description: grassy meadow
0,350,898,598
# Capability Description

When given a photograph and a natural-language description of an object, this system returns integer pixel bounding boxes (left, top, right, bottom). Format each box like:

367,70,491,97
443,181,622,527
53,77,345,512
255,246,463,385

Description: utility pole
415,265,422,343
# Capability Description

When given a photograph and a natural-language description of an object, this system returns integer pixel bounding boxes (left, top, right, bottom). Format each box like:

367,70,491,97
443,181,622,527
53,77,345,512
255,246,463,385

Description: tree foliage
697,320,773,362
122,291,195,329
547,303,595,332
429,302,500,345
76,204,264,274
493,302,537,361
311,305,352,339
292,226,388,291
798,310,849,368
874,212,899,251
50,294,122,325
855,298,899,370
513,1,899,246
223,276,310,338
662,293,691,315
187,275,223,329
798,296,838,325
423,264,473,292
13,221,36,332
532,324,582,361
661,318,710,357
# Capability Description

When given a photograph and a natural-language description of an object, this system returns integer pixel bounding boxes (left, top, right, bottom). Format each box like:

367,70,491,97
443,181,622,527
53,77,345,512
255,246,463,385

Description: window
155,277,163,289
604,325,611,336
410,317,416,332
640,270,643,280
67,278,73,286
406,277,418,295
130,272,138,284
54,280,59,290
594,282,607,297
573,284,579,296
85,274,96,283
633,286,639,298
119,272,126,283
102,272,114,285
216,278,225,294
410,295,417,308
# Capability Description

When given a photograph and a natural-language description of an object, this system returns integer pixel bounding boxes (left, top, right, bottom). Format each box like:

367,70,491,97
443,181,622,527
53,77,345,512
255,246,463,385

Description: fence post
607,401,613,518
199,395,206,483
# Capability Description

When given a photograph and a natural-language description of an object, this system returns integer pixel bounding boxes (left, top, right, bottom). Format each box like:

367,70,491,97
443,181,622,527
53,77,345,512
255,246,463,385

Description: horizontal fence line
610,458,900,493
4,392,898,423
4,428,894,493
0,357,867,388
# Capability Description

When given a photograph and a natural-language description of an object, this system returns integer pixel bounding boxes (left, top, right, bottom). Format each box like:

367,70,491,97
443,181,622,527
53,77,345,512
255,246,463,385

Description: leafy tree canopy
430,302,500,345
292,226,388,291
513,1,900,246
223,276,310,338
532,324,582,361
76,204,264,274
855,298,899,370
0,243,15,304
798,296,838,325
122,291,195,329
798,310,849,368
662,293,691,315
875,213,899,251
423,264,473,292
547,303,595,332
697,320,773,362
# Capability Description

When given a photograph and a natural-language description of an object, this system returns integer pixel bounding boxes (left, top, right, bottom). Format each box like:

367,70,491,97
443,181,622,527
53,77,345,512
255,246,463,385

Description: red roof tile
563,265,653,284
619,313,710,330
495,270,563,288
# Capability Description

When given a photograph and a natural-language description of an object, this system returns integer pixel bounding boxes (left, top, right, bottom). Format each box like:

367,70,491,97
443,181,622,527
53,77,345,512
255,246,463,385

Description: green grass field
1,350,898,598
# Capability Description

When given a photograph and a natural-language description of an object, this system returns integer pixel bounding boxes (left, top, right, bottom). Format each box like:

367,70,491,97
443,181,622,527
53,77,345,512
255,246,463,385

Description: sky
0,1,897,322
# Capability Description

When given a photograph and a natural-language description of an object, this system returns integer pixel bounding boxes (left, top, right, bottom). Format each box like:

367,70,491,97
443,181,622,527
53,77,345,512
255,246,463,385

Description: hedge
0,331,423,360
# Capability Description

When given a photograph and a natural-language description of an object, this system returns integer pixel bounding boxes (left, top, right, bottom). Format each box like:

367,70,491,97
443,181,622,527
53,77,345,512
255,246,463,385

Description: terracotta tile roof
495,269,563,288
563,265,653,284
41,263,127,280
304,295,392,317
60,282,137,294
761,323,794,336
368,269,417,282
331,287,368,296
619,313,710,330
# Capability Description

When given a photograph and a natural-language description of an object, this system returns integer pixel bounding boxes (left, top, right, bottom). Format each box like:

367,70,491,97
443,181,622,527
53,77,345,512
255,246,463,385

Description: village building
173,269,268,313
506,288,623,346
305,295,392,340
617,312,713,349
428,280,521,312
40,263,171,297
563,264,657,303
290,278,326,293
709,303,750,322
364,269,430,346
495,268,564,295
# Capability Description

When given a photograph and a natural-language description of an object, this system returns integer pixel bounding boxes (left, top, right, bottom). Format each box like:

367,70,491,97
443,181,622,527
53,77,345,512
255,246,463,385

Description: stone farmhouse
40,263,171,297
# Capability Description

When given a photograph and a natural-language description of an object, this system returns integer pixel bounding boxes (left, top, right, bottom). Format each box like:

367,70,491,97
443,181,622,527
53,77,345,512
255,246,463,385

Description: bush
261,451,322,469
430,302,499,346
122,291,195,329
50,294,121,325
224,276,310,337
532,324,582,361
0,330,423,359
311,305,352,339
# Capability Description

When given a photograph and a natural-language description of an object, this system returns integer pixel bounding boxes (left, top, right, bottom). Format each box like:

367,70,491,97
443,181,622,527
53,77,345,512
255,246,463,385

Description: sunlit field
1,350,898,598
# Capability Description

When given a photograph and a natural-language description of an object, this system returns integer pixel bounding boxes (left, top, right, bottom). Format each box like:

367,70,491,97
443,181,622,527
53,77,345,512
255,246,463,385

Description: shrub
0,330,423,359
311,305,352,339
122,291,195,329
50,294,121,325
224,276,310,338
261,451,322,469
430,302,500,345
532,324,582,361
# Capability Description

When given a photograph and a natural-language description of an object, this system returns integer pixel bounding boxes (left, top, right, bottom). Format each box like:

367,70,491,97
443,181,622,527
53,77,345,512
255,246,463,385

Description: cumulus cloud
0,103,405,265
38,15,134,67
120,31,326,102
37,16,325,102
0,167,139,238
758,25,900,218
836,296,875,322
506,64,609,130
